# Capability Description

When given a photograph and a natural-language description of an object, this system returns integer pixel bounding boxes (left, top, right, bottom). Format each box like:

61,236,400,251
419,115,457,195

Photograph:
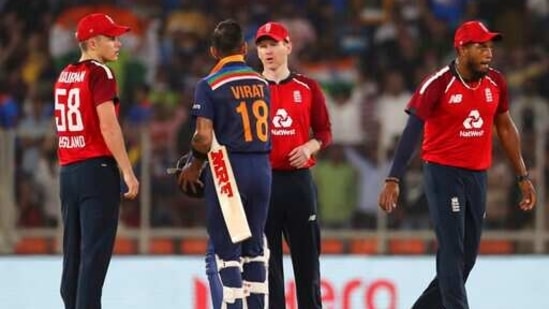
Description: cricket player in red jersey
255,22,332,309
378,21,536,309
54,13,139,309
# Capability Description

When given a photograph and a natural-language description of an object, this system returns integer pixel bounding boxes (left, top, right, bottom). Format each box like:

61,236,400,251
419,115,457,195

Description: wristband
516,173,530,183
191,147,208,161
385,177,400,184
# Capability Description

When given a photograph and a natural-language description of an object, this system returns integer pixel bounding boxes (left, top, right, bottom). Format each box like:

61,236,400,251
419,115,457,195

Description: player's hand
378,180,400,213
518,179,536,211
122,172,139,200
288,140,320,168
178,160,204,194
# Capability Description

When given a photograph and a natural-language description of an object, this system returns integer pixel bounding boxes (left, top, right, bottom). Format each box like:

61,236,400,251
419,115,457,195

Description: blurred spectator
0,81,19,129
484,143,513,229
34,136,60,226
397,155,430,229
510,78,549,135
313,145,357,229
374,70,411,161
424,0,476,29
16,174,43,227
0,0,546,239
344,143,386,229
21,32,51,87
326,83,364,146
16,91,54,175
276,3,317,56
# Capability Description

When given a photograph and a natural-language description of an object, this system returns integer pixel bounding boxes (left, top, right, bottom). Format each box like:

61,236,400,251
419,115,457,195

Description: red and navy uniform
265,73,331,309
408,63,508,170
55,60,120,165
54,60,122,309
269,73,331,170
406,61,508,309
193,55,271,309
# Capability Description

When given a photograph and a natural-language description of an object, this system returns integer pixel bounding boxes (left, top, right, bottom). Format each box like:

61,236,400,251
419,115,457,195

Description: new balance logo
449,94,463,104
451,197,460,212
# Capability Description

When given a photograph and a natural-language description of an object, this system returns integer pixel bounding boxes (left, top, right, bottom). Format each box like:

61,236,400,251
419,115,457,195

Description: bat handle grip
166,167,182,175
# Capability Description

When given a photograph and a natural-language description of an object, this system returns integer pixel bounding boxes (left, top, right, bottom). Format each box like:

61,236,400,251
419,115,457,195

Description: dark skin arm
177,117,213,193
494,111,536,211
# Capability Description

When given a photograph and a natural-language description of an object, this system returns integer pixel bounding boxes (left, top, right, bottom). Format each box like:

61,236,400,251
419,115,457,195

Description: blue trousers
412,162,487,309
59,156,121,309
204,153,271,309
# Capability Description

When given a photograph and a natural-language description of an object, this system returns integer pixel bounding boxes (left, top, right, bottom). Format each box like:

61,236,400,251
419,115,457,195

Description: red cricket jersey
54,60,119,165
267,73,332,170
407,62,509,170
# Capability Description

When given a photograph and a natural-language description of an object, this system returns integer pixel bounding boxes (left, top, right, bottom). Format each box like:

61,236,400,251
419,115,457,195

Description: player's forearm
388,113,423,179
312,130,332,150
304,138,322,155
191,131,212,154
191,117,213,155
100,123,134,174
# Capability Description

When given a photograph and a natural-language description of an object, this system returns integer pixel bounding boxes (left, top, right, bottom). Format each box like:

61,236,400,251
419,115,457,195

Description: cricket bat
208,132,252,243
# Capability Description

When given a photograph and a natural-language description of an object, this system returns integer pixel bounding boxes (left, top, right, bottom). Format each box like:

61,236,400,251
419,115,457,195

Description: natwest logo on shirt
271,108,296,136
460,109,484,138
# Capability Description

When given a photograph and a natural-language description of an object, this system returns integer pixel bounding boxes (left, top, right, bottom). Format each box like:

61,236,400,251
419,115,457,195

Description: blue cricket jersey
192,55,271,153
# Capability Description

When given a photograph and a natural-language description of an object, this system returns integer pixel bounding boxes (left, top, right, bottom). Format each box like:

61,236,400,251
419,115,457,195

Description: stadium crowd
1,0,548,238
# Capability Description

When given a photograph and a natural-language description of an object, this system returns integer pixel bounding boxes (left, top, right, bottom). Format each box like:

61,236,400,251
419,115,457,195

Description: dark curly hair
210,19,244,57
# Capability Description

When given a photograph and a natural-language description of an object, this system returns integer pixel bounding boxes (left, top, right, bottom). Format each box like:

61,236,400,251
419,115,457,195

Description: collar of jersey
210,55,245,74
450,60,483,83
265,72,295,85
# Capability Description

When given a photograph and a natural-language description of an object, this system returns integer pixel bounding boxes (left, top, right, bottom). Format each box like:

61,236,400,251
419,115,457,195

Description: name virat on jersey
230,84,266,99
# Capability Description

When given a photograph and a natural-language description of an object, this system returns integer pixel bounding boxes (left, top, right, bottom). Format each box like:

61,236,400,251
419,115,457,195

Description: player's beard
466,59,489,80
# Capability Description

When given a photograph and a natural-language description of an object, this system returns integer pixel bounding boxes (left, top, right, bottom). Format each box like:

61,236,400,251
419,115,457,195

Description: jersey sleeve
191,79,214,120
308,79,332,148
89,65,118,106
406,76,444,121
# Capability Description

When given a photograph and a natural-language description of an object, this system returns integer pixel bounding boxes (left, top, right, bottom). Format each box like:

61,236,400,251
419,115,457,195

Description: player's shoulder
86,60,116,80
485,67,506,88
288,73,319,90
417,65,453,95
57,60,115,84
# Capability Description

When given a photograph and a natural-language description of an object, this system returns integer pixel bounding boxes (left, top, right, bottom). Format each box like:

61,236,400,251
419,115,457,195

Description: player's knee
213,255,246,306
241,246,270,297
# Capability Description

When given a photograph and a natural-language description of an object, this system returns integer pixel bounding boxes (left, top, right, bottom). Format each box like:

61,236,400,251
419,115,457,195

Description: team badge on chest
293,90,302,103
484,88,493,103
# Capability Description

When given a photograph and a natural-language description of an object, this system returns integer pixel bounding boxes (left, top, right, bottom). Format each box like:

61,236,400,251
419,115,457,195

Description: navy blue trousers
266,169,322,309
204,153,271,309
59,156,121,309
412,162,487,309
